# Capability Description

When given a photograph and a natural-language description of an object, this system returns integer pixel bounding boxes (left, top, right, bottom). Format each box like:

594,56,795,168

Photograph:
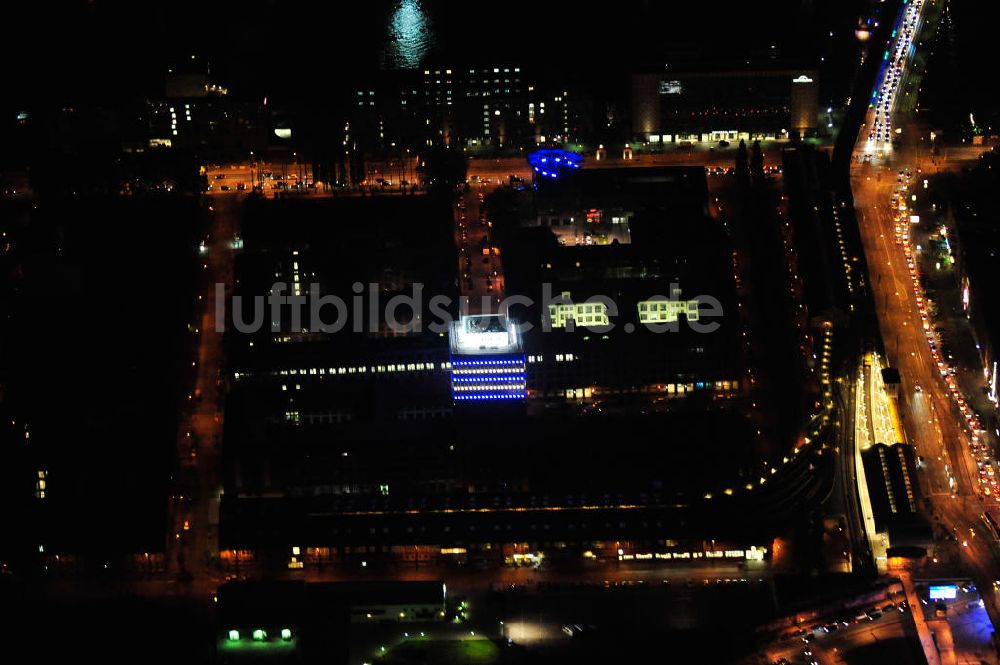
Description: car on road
562,624,596,637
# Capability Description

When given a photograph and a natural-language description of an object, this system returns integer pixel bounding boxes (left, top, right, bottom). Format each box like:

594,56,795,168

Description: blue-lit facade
448,314,526,403
450,357,527,401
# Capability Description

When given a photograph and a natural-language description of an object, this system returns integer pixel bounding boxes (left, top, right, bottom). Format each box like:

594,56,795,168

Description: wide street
849,0,1000,646
766,604,923,665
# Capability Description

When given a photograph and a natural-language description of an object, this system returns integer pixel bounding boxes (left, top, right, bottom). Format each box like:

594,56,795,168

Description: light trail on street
850,0,1000,644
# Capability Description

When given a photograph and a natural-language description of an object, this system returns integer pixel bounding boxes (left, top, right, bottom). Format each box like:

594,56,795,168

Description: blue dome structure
527,149,583,179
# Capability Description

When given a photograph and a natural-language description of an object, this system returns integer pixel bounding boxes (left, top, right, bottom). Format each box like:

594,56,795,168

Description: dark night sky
6,0,869,105
6,1,995,126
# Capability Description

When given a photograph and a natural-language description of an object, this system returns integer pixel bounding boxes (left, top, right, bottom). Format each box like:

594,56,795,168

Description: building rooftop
449,314,522,356
862,443,932,552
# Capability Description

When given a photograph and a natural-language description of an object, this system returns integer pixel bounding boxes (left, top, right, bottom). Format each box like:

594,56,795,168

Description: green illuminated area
547,294,702,328
376,637,499,665
219,627,297,654
637,299,700,323
548,301,610,328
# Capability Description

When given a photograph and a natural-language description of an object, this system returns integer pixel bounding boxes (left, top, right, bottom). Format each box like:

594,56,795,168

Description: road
849,0,1000,646
205,143,792,196
766,606,922,665
166,191,240,597
454,184,504,314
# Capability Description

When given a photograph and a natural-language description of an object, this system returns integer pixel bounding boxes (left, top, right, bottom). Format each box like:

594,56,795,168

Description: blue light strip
451,359,524,367
452,380,526,389
450,354,528,402
453,393,526,401
453,376,526,383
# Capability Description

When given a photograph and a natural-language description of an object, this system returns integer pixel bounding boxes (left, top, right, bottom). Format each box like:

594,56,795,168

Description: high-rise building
448,314,526,402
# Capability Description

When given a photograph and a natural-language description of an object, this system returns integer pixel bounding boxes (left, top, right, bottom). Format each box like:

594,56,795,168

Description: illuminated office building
448,314,526,402
631,66,820,144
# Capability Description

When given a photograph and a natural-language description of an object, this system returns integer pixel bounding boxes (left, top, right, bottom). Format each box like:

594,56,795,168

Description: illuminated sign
450,314,521,354
619,547,766,561
929,585,958,600
990,361,997,403
659,80,682,95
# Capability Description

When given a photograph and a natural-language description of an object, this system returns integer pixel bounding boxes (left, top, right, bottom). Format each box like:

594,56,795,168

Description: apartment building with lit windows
351,64,581,152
